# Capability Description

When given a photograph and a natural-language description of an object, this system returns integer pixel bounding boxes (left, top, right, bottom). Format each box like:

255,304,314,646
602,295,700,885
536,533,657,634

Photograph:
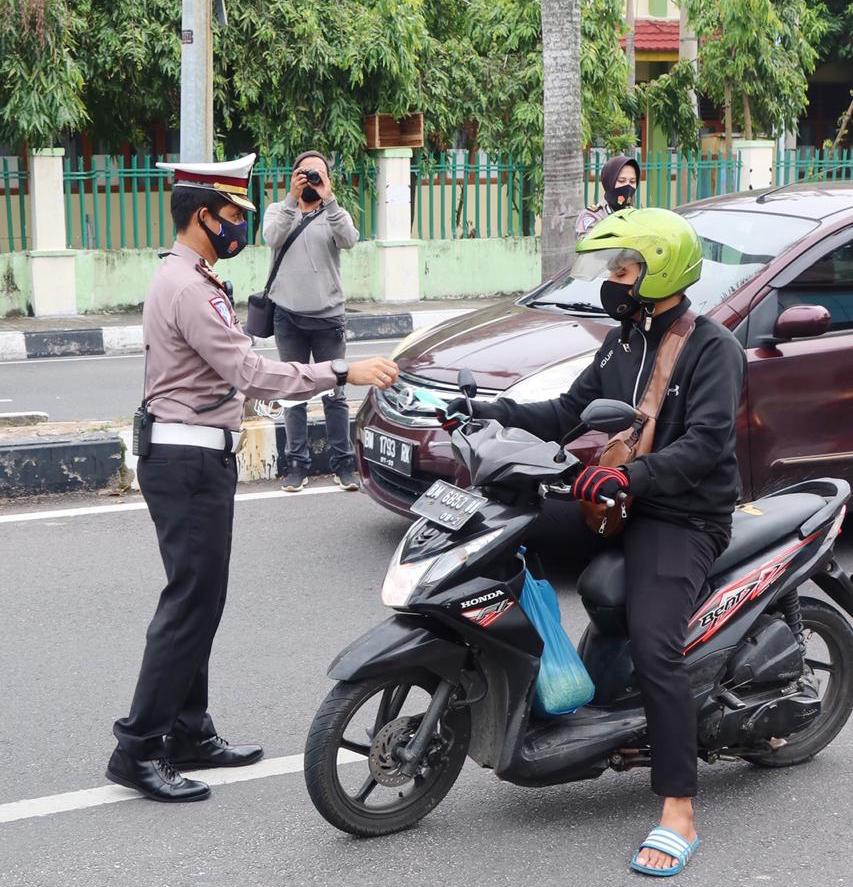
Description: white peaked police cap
156,153,257,212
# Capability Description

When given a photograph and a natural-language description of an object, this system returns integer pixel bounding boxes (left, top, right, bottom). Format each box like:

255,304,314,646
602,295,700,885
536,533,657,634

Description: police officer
575,154,640,239
107,155,398,802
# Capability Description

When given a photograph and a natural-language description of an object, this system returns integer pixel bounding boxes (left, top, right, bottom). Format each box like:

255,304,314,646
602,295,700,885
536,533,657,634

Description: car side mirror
458,369,478,399
580,399,638,434
771,305,831,342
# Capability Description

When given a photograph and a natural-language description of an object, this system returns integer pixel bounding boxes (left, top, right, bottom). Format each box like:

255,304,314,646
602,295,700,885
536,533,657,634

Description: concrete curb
0,433,125,497
0,307,471,361
2,412,355,498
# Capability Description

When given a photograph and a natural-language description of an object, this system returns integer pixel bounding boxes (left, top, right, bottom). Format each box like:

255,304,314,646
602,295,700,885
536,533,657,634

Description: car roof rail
756,166,850,204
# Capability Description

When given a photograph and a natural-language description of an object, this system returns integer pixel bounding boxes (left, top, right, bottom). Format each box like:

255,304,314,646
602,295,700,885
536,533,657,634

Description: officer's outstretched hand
572,465,629,504
348,358,399,389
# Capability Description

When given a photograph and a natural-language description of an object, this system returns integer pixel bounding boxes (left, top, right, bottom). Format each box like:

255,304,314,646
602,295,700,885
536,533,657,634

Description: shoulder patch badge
209,296,233,327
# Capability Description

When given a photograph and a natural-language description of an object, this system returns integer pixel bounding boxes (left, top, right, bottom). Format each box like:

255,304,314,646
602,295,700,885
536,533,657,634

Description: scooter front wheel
304,673,470,836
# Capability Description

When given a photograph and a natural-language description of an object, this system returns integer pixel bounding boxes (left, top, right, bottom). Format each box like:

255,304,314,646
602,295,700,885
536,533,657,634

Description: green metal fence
584,150,742,210
61,156,378,250
413,153,535,240
774,146,853,186
1,159,28,252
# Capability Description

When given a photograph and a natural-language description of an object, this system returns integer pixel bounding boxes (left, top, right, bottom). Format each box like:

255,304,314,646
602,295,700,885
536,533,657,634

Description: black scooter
305,375,853,837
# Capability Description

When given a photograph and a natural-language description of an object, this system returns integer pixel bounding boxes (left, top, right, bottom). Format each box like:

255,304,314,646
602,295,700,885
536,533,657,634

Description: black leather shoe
164,733,264,769
106,746,210,802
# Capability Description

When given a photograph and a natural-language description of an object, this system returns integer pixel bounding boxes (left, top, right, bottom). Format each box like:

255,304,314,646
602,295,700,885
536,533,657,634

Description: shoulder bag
245,209,323,338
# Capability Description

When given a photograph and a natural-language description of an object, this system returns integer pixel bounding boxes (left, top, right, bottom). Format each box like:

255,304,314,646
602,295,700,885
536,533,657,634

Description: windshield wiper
529,300,607,314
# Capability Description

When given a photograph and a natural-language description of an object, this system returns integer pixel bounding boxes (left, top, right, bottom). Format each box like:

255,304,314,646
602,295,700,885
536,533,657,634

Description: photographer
262,151,361,491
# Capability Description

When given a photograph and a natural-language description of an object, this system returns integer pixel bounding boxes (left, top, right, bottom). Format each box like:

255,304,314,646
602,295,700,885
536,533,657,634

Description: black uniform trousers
531,502,727,798
113,443,237,760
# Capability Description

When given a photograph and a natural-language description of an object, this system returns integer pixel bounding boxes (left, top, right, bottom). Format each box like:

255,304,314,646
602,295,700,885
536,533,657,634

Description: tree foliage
0,0,86,147
684,0,829,140
0,0,636,168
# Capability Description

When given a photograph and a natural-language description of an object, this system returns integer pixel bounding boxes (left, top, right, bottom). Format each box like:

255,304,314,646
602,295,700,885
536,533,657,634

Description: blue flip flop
630,826,701,877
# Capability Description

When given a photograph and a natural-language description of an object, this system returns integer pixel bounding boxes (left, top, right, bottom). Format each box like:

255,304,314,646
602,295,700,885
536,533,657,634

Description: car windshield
523,210,818,316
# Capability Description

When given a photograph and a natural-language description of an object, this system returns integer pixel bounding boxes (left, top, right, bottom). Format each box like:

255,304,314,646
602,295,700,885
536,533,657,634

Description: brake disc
368,716,420,787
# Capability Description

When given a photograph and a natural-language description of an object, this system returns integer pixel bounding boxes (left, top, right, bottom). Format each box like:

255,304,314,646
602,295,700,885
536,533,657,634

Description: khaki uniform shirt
574,203,611,240
143,242,336,430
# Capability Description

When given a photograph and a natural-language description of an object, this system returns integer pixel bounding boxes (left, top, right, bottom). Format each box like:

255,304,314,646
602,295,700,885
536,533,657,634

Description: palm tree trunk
540,0,583,282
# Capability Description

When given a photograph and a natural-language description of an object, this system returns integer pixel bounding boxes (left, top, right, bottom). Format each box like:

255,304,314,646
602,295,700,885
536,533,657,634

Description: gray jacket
262,194,359,319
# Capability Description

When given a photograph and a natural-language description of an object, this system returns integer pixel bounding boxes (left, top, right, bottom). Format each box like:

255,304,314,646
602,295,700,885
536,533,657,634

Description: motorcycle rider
441,208,746,876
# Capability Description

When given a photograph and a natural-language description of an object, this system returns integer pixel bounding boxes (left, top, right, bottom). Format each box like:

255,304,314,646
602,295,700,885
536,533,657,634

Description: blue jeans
273,306,354,474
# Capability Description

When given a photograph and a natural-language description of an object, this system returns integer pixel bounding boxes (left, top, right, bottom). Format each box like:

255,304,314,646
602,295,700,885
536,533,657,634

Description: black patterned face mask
605,184,636,211
200,211,249,259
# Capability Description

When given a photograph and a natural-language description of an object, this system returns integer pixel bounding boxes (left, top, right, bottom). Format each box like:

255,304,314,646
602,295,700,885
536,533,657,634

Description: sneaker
334,468,361,491
281,462,308,492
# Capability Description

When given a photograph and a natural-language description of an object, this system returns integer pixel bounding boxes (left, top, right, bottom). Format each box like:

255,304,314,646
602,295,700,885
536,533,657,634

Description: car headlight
499,354,593,404
381,527,503,608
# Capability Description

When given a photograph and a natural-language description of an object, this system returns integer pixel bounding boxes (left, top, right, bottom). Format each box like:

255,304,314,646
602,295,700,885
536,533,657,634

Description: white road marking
0,750,362,825
0,486,345,525
0,398,12,403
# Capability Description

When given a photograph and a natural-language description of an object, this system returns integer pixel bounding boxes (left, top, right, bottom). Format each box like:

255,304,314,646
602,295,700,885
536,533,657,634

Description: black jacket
475,299,747,529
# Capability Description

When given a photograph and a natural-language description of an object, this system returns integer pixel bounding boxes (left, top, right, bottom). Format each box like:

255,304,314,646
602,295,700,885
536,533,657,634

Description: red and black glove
571,465,629,504
436,397,472,432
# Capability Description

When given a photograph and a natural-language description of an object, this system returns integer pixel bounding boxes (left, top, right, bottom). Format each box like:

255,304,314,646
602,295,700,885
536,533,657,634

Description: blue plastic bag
520,569,596,717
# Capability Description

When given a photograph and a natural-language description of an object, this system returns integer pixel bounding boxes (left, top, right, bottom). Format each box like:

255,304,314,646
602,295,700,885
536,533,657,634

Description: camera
301,169,322,186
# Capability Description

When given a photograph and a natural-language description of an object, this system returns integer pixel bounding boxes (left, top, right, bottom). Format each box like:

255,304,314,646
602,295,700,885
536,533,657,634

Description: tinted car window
524,210,817,317
680,210,818,313
778,239,853,332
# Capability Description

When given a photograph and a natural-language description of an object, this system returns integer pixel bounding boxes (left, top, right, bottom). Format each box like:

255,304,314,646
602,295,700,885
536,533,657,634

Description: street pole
180,0,214,162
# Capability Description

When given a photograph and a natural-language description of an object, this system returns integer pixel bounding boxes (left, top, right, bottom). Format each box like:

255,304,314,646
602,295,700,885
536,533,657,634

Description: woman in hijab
575,155,640,239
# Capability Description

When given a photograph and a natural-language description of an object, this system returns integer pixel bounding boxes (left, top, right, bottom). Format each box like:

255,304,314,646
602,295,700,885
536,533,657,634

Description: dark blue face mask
200,210,249,259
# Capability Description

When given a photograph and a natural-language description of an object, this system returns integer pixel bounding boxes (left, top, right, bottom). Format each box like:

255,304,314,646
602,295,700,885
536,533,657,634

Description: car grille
368,463,437,502
376,372,500,427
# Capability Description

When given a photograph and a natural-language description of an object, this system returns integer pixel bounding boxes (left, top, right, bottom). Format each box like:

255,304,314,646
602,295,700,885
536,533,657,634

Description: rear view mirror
772,305,831,341
458,369,478,399
580,399,637,434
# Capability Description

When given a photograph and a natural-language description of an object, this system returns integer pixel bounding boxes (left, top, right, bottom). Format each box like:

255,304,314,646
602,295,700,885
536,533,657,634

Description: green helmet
575,207,702,300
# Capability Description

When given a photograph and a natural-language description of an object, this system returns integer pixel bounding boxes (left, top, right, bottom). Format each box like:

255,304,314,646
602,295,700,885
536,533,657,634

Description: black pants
531,502,726,798
113,444,237,760
273,307,353,474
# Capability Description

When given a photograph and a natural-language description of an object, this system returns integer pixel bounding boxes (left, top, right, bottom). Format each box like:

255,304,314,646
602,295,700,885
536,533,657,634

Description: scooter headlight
381,528,503,608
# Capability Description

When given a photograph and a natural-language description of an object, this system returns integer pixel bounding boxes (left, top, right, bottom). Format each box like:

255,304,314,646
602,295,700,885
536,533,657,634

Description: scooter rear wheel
741,597,853,767
304,672,470,836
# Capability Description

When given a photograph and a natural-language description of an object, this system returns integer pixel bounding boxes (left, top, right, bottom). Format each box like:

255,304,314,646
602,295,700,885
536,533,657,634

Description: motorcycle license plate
362,427,416,477
411,480,486,531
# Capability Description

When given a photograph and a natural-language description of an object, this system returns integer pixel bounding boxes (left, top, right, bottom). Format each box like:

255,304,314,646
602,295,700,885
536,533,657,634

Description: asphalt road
1,485,851,887
0,338,402,423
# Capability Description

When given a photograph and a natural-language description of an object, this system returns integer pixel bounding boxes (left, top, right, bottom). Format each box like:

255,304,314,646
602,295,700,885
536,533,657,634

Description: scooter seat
577,492,826,636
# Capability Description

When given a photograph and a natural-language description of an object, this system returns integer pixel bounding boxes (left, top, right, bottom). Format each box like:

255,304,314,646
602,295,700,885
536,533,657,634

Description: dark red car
357,182,853,517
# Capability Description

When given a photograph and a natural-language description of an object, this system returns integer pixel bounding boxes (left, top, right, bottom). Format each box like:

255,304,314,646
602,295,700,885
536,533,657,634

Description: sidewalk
0,298,502,360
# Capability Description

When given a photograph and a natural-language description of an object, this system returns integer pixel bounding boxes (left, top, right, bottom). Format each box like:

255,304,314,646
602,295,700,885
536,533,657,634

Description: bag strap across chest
632,309,697,456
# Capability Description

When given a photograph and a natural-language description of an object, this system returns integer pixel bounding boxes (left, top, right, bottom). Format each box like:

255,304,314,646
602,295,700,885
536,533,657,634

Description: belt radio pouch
133,343,153,458
132,404,153,458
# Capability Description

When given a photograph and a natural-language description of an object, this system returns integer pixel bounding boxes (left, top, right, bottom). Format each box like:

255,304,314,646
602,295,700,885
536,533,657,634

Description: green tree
0,0,86,148
684,0,829,153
